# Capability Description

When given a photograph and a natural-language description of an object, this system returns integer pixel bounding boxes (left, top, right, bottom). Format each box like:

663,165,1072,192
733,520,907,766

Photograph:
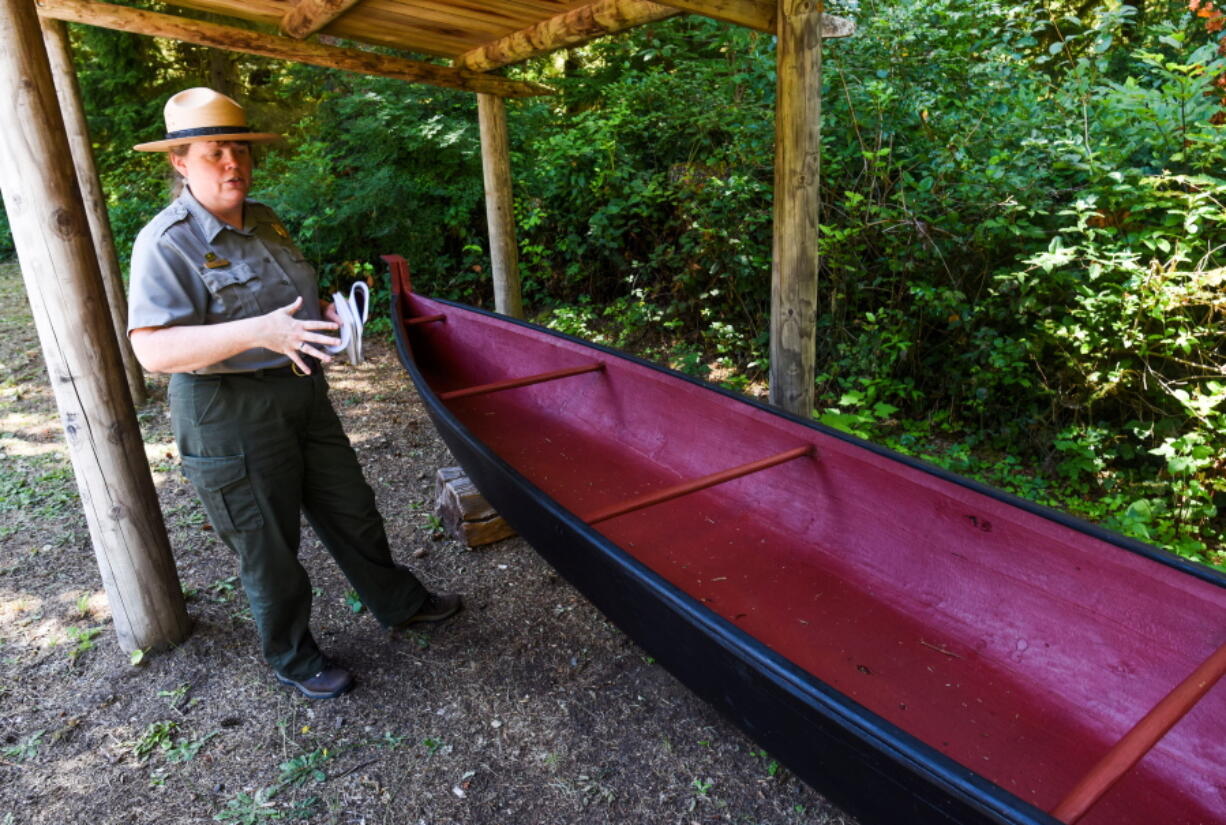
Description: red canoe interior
402,293,1226,825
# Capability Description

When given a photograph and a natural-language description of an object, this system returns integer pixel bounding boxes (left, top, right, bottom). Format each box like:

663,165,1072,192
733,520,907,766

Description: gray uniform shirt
127,187,323,373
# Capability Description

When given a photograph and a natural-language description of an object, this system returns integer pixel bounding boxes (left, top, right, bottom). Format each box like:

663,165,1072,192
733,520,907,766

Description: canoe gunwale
388,291,1104,825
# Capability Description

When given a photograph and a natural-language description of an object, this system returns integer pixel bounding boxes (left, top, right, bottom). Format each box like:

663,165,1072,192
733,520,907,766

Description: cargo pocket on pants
180,453,264,533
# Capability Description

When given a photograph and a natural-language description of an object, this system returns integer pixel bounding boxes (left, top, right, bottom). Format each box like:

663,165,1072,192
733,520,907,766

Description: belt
247,356,319,378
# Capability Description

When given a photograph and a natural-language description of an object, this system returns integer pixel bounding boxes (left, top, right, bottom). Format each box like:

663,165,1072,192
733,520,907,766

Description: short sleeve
127,218,210,334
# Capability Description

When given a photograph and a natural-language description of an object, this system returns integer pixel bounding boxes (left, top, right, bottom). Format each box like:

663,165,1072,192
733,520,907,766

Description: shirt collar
178,186,253,241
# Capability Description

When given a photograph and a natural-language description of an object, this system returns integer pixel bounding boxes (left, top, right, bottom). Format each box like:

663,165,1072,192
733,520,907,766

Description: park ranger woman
127,87,460,699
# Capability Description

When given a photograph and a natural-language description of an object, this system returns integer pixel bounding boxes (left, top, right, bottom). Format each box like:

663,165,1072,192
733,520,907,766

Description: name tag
204,251,230,269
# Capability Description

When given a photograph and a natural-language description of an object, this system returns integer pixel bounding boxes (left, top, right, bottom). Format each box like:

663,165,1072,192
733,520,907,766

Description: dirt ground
0,261,858,825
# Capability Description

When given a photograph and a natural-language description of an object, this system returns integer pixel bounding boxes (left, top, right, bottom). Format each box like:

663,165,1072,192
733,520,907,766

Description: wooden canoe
384,256,1226,825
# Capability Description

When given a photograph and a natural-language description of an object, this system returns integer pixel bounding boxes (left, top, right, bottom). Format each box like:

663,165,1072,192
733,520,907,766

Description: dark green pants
170,368,428,681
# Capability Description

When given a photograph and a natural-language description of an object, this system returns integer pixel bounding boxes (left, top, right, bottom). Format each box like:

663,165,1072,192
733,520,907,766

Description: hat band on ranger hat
162,125,257,141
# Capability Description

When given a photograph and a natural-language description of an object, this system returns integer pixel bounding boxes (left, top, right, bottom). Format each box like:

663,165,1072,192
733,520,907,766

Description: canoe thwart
406,313,447,326
584,445,816,526
439,363,605,401
1051,637,1226,824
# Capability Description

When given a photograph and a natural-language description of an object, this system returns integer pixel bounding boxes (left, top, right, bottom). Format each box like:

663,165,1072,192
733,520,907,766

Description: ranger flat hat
133,87,280,152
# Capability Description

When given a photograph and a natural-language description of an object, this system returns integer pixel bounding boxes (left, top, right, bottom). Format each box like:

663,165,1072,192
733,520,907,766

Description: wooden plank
326,18,472,60
1050,638,1226,824
658,0,773,30
39,16,146,405
477,93,523,317
281,0,368,39
36,0,555,98
164,0,492,57
434,466,516,546
457,0,679,72
769,0,822,416
324,0,546,56
658,0,854,37
0,0,189,652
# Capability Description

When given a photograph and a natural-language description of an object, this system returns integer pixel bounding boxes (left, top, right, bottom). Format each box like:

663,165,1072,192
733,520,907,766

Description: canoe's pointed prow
381,253,412,298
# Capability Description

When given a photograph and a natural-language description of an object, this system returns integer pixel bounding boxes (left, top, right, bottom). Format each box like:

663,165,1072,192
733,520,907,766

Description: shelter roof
36,0,851,96
164,1,776,63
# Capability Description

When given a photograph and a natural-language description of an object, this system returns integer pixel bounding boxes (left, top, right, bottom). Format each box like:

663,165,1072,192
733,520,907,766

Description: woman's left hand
263,297,340,374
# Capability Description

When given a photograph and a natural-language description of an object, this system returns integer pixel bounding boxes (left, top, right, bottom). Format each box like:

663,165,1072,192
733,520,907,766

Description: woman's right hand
263,296,341,374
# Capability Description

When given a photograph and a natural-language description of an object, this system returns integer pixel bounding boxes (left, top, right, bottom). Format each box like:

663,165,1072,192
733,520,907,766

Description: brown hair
167,145,189,199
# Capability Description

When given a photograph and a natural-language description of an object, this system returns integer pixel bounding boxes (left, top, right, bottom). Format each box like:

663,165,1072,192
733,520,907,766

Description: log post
0,0,190,652
40,16,147,406
770,0,824,417
477,93,524,319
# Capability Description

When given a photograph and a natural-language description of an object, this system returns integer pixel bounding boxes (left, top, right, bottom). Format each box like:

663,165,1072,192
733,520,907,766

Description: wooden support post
0,0,189,652
770,0,824,417
40,16,147,406
434,466,516,547
477,93,524,319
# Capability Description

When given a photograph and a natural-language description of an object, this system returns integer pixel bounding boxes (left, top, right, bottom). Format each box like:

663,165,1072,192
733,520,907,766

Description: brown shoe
276,666,354,700
395,592,462,629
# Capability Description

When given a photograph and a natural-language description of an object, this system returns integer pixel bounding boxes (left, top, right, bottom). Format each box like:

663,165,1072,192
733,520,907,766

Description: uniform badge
273,223,290,239
204,251,230,269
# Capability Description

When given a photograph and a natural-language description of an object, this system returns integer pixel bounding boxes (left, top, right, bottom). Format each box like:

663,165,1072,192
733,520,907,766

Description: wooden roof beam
659,0,854,36
35,0,554,98
456,0,680,73
281,0,363,40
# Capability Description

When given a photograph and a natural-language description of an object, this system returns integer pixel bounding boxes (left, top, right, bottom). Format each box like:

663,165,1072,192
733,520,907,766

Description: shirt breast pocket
199,262,262,319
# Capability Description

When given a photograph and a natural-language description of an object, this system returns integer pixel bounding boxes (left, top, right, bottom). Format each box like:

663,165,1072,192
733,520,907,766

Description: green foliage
0,213,12,260
214,788,284,824
277,748,329,786
513,17,775,338
258,70,486,301
2,729,45,762
65,625,103,663
132,720,179,761
0,458,79,518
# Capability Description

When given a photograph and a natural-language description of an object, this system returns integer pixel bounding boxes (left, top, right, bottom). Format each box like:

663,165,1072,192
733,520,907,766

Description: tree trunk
0,0,190,652
40,16,148,406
